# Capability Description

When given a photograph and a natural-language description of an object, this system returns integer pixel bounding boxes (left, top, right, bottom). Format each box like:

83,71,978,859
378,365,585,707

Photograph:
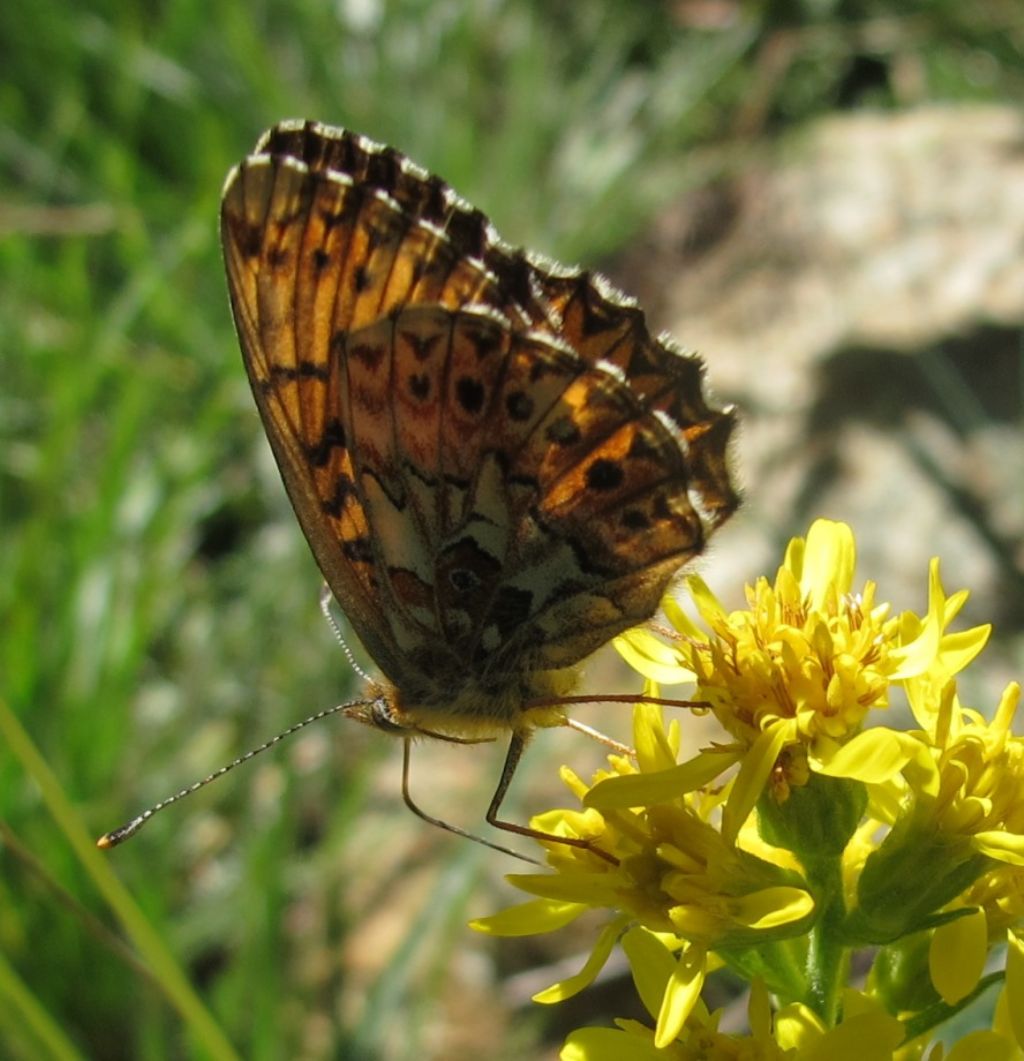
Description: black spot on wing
505,390,533,422
269,361,330,383
408,373,431,401
585,458,624,492
267,246,290,269
620,509,651,531
546,416,581,446
349,341,386,370
342,535,375,563
400,327,443,362
488,585,534,639
306,418,347,467
321,473,356,517
455,376,485,415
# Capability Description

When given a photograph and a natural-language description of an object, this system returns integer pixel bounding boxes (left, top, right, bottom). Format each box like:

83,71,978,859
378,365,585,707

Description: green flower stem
803,853,849,1025
900,971,1004,1043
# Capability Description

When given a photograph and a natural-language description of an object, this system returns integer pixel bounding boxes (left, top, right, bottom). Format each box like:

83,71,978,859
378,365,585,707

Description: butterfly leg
399,738,542,865
485,734,618,866
563,717,633,756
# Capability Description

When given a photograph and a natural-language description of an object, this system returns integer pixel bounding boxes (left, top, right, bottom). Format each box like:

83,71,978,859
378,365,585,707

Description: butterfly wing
251,121,556,332
222,122,739,724
220,132,554,692
221,154,411,682
424,313,726,682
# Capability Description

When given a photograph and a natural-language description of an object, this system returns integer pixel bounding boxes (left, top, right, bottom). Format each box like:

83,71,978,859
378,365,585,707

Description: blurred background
2,1,1022,1058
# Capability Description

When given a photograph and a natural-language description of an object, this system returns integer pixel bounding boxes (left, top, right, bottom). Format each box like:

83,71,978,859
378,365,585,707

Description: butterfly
217,120,739,857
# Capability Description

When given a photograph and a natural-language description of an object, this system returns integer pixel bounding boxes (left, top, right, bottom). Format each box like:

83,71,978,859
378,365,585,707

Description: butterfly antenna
97,696,380,849
320,583,371,683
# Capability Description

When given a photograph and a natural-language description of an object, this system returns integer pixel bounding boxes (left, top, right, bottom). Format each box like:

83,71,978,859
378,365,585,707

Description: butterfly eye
369,698,406,733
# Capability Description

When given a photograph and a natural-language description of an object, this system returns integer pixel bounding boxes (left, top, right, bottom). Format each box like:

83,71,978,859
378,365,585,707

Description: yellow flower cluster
473,521,1024,1058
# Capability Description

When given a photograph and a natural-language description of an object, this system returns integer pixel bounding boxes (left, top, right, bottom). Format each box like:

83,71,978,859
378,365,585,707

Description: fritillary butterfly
218,120,739,854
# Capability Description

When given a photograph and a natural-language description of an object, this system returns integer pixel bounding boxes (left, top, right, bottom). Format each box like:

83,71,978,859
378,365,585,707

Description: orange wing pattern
221,120,738,725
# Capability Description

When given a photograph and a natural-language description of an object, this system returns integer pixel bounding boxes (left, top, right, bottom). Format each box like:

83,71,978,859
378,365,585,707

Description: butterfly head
342,690,406,733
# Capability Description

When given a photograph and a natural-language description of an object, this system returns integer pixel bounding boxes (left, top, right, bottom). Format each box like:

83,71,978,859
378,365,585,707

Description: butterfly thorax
346,666,580,742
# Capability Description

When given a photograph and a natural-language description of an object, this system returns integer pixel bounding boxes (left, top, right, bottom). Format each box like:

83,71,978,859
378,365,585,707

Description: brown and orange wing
424,318,721,681
220,135,555,690
254,123,738,531
221,122,740,708
250,121,556,333
221,153,410,682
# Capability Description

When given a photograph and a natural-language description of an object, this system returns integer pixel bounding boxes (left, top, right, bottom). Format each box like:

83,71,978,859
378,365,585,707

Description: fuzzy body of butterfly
99,121,738,857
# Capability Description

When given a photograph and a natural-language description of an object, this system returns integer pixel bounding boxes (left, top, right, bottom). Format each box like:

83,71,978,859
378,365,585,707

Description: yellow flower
559,932,905,1060
902,566,992,730
560,933,791,1058
614,519,989,841
775,990,905,1060
472,705,814,1041
477,517,1020,1057
962,862,1024,938
848,679,1024,988
924,681,1024,854
841,681,1024,946
924,929,1024,1059
1002,929,1024,1050
929,908,988,1005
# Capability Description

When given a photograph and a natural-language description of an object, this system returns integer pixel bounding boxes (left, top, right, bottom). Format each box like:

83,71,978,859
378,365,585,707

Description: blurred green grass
2,1,1022,1058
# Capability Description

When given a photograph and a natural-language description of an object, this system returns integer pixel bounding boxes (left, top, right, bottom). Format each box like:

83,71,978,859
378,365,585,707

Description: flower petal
469,898,586,936
799,1010,904,1060
944,1030,1018,1061
615,630,695,685
622,927,677,1022
634,702,677,774
801,519,856,606
1005,929,1024,1050
938,625,992,676
722,720,794,843
654,943,706,1048
662,593,705,639
585,751,734,810
507,872,624,907
973,831,1024,866
534,916,627,1004
929,909,986,1004
890,559,945,679
686,574,728,630
813,728,917,784
560,1027,664,1061
748,979,772,1041
775,1002,826,1051
729,886,815,930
